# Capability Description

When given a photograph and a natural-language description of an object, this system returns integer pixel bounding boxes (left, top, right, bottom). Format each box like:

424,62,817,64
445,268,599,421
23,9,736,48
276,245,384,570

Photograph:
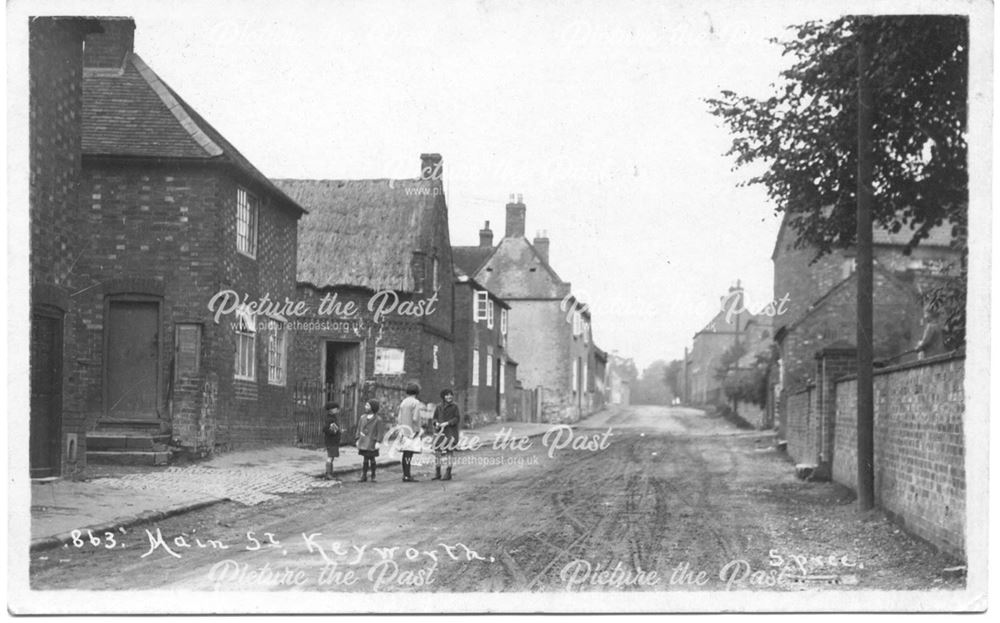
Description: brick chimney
505,193,526,238
84,17,135,69
533,230,550,264
479,220,494,248
420,153,443,181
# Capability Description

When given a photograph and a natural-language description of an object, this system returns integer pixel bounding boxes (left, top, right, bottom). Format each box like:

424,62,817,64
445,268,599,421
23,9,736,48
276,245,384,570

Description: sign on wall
374,347,405,375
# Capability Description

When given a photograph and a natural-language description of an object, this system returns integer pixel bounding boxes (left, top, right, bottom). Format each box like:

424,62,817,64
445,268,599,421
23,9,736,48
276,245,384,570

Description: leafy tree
717,344,776,409
662,359,684,398
706,16,967,344
632,360,673,405
713,341,746,383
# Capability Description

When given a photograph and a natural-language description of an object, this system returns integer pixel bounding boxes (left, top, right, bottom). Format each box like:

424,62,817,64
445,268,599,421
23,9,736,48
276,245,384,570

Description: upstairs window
431,256,440,292
236,187,258,258
500,308,508,335
487,297,495,329
572,310,583,337
474,290,489,322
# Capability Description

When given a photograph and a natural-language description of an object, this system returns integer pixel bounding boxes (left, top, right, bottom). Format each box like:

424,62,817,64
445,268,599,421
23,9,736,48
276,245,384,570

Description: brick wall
216,175,300,448
289,283,456,422
832,353,965,558
785,386,816,465
73,162,301,452
29,18,93,476
779,269,923,393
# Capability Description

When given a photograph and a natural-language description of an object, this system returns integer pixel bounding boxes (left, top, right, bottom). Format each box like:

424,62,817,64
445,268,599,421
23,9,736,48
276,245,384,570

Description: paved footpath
28,419,562,550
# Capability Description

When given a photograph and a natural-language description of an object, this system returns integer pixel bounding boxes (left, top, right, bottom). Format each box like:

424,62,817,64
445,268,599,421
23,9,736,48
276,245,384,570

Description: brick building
29,16,103,477
685,283,763,406
273,154,456,433
605,354,632,406
453,267,518,427
771,211,960,472
50,18,308,467
453,197,598,423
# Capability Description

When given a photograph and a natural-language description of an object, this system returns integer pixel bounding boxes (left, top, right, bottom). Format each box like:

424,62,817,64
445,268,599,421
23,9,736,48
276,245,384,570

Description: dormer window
236,187,258,258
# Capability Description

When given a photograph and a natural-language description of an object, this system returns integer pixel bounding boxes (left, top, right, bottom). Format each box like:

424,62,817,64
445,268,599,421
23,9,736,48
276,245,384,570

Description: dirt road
29,406,963,592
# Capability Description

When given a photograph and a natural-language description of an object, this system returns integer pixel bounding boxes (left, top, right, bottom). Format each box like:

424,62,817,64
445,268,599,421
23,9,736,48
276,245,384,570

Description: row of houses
679,183,965,558
683,212,959,426
28,17,610,478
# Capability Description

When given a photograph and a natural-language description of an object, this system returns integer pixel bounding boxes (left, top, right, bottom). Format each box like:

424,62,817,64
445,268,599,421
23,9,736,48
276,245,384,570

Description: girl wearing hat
356,399,385,482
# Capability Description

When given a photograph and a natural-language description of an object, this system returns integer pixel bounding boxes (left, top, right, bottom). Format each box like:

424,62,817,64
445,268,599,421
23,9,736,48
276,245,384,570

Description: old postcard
6,0,991,614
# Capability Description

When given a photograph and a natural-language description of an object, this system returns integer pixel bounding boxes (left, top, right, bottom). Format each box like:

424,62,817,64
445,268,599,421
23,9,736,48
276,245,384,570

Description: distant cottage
453,196,600,423
452,265,517,427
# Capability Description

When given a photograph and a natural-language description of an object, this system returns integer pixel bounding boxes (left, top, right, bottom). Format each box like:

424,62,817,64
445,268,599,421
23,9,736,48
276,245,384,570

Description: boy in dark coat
321,402,341,480
432,388,461,481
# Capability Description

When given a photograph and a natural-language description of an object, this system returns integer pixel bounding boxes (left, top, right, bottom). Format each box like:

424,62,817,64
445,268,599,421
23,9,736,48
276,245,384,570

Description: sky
16,0,890,369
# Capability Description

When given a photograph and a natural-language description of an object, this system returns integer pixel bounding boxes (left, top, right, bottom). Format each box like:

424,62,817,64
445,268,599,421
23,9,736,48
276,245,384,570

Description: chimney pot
420,153,443,180
479,220,494,248
505,194,526,238
533,231,550,264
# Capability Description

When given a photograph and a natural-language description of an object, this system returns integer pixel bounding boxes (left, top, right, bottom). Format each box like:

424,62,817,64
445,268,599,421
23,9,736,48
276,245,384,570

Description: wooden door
106,301,160,420
30,310,62,477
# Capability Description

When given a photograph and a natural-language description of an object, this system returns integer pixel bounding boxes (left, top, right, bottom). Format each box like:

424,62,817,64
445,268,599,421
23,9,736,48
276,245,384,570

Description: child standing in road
432,389,461,481
356,399,385,482
321,402,341,480
396,383,425,482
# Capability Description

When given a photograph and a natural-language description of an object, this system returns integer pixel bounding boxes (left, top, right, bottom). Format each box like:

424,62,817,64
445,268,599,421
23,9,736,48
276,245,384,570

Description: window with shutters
236,187,258,258
234,310,256,380
486,297,495,328
267,319,287,385
175,324,201,378
474,290,489,322
472,348,480,386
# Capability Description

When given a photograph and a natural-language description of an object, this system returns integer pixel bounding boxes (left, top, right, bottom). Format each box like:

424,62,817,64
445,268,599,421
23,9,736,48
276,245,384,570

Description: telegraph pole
855,21,876,511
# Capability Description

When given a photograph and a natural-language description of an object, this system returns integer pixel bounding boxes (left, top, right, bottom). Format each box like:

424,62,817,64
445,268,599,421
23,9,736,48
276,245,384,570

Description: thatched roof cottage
272,155,456,439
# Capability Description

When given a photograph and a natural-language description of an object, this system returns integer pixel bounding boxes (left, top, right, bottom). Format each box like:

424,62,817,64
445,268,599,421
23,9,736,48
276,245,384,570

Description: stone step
87,432,172,451
94,420,166,434
86,450,170,466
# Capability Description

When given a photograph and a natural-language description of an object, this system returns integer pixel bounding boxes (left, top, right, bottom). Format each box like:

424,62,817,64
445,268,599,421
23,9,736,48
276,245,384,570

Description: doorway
30,308,63,477
324,340,361,436
105,299,160,421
